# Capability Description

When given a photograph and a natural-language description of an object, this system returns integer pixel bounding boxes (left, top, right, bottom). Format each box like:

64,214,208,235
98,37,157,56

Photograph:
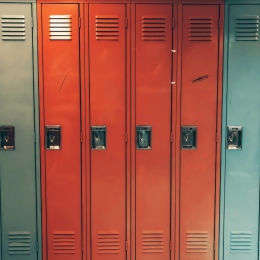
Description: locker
220,2,260,260
88,4,128,260
38,3,82,260
179,5,222,260
133,4,173,260
0,1,41,260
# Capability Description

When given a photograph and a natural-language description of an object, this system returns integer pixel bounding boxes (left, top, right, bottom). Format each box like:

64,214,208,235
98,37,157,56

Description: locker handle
0,125,15,150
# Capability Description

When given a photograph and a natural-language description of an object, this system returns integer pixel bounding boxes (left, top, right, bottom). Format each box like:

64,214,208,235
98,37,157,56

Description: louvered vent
189,18,212,41
1,15,25,41
230,231,252,253
186,231,208,253
96,16,119,41
142,17,166,41
53,232,76,254
142,231,164,253
236,15,259,41
49,15,72,40
8,231,31,255
98,232,120,254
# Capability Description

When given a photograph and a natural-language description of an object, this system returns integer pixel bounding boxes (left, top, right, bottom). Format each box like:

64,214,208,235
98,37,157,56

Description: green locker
0,1,41,260
220,1,260,260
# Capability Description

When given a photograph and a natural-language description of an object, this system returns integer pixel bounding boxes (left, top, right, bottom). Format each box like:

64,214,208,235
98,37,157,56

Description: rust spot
192,75,209,83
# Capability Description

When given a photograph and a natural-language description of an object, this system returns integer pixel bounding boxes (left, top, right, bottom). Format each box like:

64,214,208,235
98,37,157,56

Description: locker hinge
169,241,172,250
213,240,216,251
125,133,128,143
36,242,39,252
125,17,128,29
81,241,84,251
80,132,83,143
79,17,81,28
218,18,222,29
31,17,34,28
172,17,175,28
215,133,219,143
125,241,128,250
170,132,173,143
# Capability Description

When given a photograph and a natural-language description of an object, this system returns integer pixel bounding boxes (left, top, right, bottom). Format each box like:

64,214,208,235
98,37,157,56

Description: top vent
142,17,166,41
189,18,212,41
1,15,25,41
49,15,72,40
236,15,259,41
96,16,119,41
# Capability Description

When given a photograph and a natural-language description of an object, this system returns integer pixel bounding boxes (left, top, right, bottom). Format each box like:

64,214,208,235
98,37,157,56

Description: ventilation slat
98,232,120,254
1,15,26,41
142,17,166,41
230,231,252,253
96,16,119,41
53,232,76,254
49,15,72,40
186,232,208,253
189,18,212,41
142,231,164,253
236,15,259,41
8,232,31,255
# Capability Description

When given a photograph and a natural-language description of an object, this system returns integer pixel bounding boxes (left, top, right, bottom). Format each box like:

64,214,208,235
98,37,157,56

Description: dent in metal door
135,4,172,260
180,5,220,260
221,4,260,260
88,4,127,260
0,3,38,260
40,4,82,260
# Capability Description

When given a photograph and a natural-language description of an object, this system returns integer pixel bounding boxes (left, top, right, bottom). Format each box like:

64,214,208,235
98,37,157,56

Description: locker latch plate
46,125,61,150
0,125,15,150
227,126,242,150
136,126,151,149
92,126,106,150
181,126,197,149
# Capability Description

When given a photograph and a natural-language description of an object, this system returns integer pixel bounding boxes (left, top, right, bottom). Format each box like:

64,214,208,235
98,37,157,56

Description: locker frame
0,0,42,260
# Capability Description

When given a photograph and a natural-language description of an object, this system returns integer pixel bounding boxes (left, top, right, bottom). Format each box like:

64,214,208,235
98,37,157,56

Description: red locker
179,5,220,260
88,4,127,260
39,4,82,260
134,4,173,260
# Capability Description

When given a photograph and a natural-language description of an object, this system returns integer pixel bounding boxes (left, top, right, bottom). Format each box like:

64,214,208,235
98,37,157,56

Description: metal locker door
220,4,260,260
40,4,81,260
134,4,172,260
89,4,127,260
180,5,220,260
0,2,39,260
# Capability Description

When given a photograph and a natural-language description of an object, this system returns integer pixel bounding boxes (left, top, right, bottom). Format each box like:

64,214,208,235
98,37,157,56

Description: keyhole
49,134,55,143
184,133,189,142
4,134,9,143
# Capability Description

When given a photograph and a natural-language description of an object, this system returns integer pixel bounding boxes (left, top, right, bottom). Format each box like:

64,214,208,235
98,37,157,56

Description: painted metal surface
134,4,172,260
0,2,40,260
220,3,260,260
180,5,220,260
88,4,127,260
40,4,82,260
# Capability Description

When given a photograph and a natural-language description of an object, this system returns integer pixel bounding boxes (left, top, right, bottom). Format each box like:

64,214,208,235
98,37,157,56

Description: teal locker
220,1,260,260
0,1,41,260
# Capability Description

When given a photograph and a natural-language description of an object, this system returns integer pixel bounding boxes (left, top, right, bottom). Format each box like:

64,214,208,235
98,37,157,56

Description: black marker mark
192,75,209,83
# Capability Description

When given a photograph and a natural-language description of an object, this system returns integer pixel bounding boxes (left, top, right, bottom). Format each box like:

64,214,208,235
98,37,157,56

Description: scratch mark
192,75,209,83
59,71,69,92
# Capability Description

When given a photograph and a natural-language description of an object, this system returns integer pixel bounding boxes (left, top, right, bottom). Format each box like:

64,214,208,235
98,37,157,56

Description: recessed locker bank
0,0,41,260
220,1,260,260
38,1,223,260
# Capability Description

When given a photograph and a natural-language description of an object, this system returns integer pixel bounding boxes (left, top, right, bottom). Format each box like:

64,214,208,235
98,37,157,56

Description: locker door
41,4,81,260
89,4,127,260
135,4,172,260
180,5,219,260
222,5,260,260
0,3,38,260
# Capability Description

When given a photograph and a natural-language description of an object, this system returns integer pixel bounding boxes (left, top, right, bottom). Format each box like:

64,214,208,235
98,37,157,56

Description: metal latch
46,125,61,150
92,126,106,150
227,126,242,150
181,126,197,149
0,125,15,150
136,126,151,149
